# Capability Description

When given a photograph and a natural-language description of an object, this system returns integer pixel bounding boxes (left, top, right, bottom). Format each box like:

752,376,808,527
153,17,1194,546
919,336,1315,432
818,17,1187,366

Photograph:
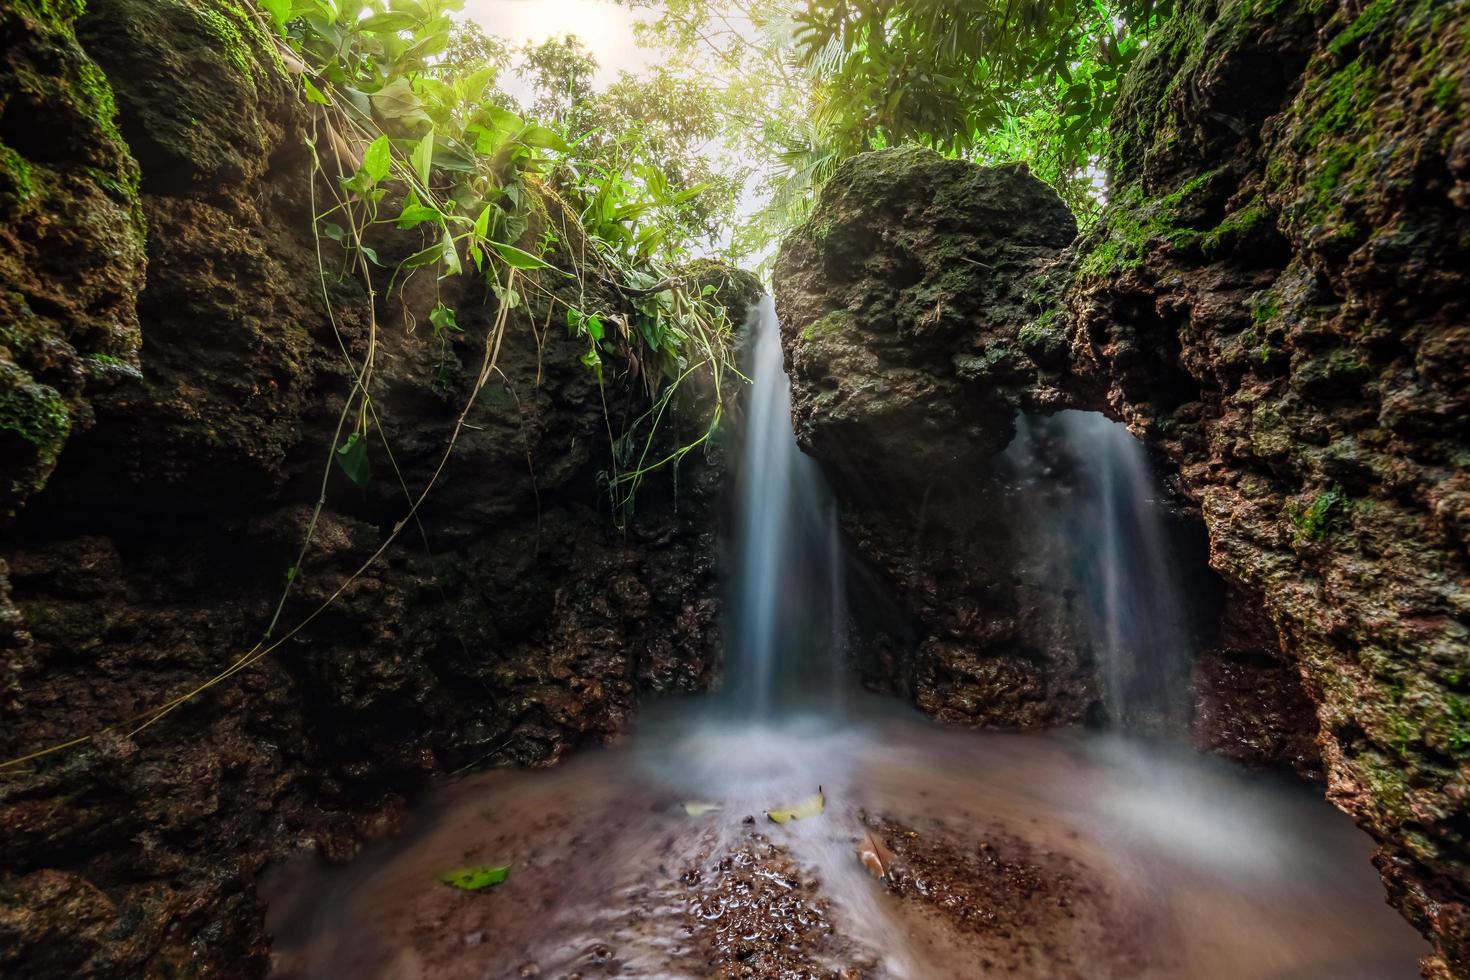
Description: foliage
621,0,1176,244
439,864,512,890
258,0,741,522
518,34,599,133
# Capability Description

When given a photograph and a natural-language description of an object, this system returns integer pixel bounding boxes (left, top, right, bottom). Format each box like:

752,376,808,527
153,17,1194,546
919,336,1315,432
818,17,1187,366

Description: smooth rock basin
264,699,1427,979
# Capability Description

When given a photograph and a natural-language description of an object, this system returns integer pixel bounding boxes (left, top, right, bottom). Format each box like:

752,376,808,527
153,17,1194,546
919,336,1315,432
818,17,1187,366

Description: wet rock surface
0,1,750,976
678,832,864,979
1068,0,1470,973
776,0,1469,972
871,815,1153,979
774,149,1102,730
262,714,1424,979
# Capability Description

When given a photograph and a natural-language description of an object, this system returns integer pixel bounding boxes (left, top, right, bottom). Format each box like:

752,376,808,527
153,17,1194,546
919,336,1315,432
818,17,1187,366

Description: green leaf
766,789,825,824
483,106,524,133
260,0,291,31
411,133,434,186
490,241,553,271
357,11,418,33
402,242,444,269
321,222,345,243
395,192,442,230
438,865,510,891
302,78,331,105
440,227,462,277
361,135,391,185
519,125,570,153
336,432,371,486
429,304,460,334
492,281,521,310
580,347,602,378
683,802,723,817
372,76,432,129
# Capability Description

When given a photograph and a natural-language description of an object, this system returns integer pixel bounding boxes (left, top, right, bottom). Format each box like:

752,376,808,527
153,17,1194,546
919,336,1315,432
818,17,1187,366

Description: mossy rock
0,359,71,507
76,0,293,192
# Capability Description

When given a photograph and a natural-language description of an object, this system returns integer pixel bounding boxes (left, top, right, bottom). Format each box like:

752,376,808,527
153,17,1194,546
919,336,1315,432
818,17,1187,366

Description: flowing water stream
1005,411,1197,732
265,300,1427,979
726,296,846,716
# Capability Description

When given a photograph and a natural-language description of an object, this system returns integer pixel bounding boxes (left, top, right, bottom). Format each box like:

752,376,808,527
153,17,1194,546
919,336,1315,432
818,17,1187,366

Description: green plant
1290,484,1350,542
0,0,747,770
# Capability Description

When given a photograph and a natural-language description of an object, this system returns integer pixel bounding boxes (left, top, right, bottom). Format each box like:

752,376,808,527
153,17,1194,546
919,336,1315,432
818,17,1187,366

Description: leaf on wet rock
857,830,897,879
766,788,825,824
683,802,723,817
438,864,511,891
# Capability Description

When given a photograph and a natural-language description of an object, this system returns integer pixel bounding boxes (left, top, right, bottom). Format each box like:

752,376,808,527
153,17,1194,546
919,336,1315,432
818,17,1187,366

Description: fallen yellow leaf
683,801,723,816
767,787,825,824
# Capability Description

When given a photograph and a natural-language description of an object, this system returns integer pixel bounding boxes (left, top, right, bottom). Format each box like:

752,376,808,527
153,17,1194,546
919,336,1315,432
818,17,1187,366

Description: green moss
1441,694,1470,752
196,2,259,79
71,60,143,206
1239,0,1289,19
1017,309,1068,364
1252,291,1280,325
1250,403,1291,457
1203,196,1273,257
1297,140,1370,230
0,374,71,475
1428,75,1460,112
14,0,86,26
0,144,36,216
1306,58,1379,141
1289,484,1350,541
801,310,851,342
1327,0,1397,56
1076,169,1220,281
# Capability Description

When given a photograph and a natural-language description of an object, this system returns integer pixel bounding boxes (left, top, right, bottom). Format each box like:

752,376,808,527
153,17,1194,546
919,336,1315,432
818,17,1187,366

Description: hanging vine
0,0,750,771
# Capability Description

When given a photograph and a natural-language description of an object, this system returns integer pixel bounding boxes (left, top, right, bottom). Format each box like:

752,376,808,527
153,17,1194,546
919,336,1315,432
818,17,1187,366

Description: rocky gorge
0,0,756,974
774,0,1469,974
0,0,1465,977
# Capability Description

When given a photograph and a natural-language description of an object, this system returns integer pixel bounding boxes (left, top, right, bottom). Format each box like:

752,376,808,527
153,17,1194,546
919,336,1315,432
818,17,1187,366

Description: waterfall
726,297,846,716
1009,410,1194,732
1056,411,1192,730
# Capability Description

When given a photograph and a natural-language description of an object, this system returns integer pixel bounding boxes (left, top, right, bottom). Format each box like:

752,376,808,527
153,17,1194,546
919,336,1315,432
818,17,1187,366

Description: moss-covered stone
0,361,71,502
0,0,146,516
1067,1,1470,973
0,145,35,216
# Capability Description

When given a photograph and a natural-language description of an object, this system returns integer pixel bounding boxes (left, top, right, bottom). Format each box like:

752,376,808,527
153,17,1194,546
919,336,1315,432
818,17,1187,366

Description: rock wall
775,0,1468,973
0,2,753,976
774,151,1105,728
1071,0,1469,974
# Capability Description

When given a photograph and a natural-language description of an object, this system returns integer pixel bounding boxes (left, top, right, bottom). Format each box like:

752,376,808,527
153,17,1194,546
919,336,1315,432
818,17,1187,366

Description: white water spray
727,297,845,715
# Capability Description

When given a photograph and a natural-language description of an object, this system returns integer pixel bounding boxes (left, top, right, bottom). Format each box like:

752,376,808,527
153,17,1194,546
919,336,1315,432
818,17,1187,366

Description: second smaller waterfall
1008,411,1195,732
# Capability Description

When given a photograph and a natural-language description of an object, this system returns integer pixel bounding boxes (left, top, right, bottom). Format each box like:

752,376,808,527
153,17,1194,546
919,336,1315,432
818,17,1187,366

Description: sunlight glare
459,0,656,93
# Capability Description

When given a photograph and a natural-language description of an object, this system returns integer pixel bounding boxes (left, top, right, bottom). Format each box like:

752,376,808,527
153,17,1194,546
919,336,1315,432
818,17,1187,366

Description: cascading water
1007,410,1195,732
266,306,1426,980
726,296,846,715
1057,411,1193,730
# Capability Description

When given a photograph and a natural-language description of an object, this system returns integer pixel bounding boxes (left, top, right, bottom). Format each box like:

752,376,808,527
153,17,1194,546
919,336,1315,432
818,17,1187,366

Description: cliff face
775,0,1468,973
0,2,750,976
773,152,1107,729
1072,0,1469,974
